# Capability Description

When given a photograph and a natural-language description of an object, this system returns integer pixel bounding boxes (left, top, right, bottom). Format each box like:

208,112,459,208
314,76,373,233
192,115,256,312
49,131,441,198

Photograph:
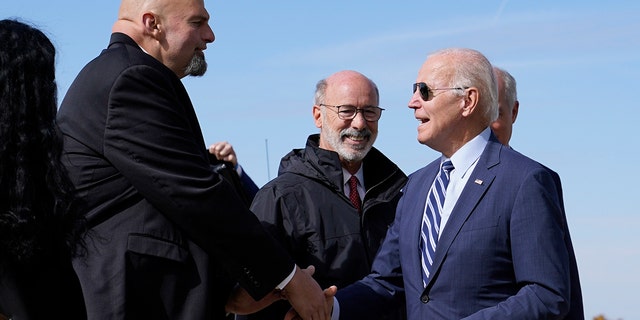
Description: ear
511,100,519,124
313,105,323,128
142,12,161,38
460,87,479,117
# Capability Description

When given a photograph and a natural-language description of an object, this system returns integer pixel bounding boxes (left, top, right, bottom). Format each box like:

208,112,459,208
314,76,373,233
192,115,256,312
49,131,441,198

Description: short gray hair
429,48,498,124
494,66,518,112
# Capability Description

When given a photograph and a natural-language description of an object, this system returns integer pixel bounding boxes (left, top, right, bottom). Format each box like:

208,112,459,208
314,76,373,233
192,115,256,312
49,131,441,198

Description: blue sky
3,1,639,318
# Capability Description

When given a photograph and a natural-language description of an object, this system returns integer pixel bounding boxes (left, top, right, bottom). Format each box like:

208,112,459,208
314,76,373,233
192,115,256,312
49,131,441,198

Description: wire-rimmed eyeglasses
412,82,468,101
320,104,385,122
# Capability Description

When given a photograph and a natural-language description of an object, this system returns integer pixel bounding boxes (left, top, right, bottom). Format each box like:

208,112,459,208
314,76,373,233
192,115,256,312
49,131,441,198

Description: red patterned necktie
348,175,362,214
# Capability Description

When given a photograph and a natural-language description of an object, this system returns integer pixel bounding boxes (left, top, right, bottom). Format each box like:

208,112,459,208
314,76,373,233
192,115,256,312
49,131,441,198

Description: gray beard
320,110,375,162
184,53,207,77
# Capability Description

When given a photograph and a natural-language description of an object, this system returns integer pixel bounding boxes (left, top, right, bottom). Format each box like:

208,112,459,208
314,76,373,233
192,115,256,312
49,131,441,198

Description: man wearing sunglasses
243,70,407,320
330,48,582,319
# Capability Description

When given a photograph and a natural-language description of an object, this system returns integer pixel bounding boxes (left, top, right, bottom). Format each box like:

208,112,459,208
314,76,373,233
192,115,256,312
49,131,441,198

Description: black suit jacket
0,253,86,320
57,33,292,319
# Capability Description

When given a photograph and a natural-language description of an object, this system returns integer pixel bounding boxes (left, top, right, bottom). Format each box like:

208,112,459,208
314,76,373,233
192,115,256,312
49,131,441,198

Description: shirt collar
444,127,491,178
342,165,364,187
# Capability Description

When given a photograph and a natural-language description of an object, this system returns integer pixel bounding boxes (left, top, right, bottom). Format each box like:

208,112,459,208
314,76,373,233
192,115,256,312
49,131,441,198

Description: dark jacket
245,134,407,319
57,33,293,320
0,252,86,320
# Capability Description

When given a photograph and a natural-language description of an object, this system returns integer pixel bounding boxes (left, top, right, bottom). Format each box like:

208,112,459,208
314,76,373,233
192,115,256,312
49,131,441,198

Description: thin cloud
264,7,637,69
493,0,510,25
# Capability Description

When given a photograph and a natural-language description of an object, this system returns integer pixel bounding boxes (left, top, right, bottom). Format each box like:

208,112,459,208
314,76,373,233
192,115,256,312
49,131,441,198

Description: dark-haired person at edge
0,19,86,320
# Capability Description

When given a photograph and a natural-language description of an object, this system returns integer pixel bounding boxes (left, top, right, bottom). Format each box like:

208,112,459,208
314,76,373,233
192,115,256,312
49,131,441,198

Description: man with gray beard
243,70,407,320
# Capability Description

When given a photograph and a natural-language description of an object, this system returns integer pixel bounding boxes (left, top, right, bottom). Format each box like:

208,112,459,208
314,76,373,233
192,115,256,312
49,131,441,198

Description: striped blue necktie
420,160,454,287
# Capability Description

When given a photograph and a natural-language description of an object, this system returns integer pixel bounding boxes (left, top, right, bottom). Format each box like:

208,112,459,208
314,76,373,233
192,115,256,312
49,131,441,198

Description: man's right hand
282,265,331,320
285,284,337,320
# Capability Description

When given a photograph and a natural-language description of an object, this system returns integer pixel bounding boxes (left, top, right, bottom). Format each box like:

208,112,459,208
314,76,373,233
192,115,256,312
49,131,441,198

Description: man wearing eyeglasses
241,70,407,320
328,48,581,319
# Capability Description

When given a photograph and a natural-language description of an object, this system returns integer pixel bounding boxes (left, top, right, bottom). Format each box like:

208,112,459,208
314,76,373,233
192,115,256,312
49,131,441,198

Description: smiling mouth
342,132,371,144
347,135,367,142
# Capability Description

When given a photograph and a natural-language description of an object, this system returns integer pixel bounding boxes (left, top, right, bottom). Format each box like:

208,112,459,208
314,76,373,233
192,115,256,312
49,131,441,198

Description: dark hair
0,19,82,268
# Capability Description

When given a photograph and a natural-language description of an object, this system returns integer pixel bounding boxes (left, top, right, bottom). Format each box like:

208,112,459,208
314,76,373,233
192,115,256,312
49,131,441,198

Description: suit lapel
425,139,502,288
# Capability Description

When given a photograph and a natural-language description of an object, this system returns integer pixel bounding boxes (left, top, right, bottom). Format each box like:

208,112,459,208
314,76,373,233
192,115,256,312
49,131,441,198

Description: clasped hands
226,265,337,320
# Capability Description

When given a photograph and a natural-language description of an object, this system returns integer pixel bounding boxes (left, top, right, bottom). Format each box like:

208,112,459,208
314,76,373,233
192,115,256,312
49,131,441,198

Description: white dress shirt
438,127,490,238
331,127,491,318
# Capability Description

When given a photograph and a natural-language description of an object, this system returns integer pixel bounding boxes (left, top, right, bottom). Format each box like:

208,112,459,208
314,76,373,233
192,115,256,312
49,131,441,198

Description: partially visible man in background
490,66,519,146
490,65,584,319
209,141,260,204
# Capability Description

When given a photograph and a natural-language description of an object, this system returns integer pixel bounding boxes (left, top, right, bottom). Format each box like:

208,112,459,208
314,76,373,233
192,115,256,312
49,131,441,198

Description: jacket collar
278,134,406,195
108,32,140,50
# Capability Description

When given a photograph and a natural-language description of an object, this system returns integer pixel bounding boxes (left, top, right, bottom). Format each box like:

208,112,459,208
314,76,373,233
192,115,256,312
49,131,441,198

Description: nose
350,110,368,129
408,89,422,110
204,24,215,43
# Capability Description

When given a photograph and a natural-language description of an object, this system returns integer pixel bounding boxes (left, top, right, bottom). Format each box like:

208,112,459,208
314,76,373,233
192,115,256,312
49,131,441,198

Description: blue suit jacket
337,135,583,319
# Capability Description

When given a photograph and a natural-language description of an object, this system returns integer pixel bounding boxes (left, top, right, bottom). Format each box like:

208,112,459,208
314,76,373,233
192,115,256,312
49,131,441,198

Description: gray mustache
340,129,371,139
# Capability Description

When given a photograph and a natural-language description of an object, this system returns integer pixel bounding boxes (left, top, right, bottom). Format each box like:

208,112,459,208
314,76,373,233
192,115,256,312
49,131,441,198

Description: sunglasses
412,82,467,101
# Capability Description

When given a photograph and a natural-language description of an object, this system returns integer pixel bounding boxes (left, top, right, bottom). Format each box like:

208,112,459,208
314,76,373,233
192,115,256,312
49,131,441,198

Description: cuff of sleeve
332,296,340,320
275,265,297,290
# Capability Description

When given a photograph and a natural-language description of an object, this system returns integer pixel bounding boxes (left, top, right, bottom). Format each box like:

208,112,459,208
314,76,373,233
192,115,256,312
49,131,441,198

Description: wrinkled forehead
327,77,377,100
417,55,454,85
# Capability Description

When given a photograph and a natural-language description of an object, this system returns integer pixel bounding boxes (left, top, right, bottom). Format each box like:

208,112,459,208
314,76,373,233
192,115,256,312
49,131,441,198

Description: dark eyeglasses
412,82,467,101
320,104,385,122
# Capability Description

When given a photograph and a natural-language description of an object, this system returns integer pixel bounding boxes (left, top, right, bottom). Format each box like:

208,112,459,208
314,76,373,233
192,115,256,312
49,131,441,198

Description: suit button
420,294,430,303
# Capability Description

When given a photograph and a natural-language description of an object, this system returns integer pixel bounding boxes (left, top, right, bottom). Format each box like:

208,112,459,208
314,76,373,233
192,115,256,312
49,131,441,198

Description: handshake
226,265,337,320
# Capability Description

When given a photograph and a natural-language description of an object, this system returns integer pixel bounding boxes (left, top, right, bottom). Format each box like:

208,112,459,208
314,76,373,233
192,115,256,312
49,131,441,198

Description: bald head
117,0,184,21
114,0,157,36
315,70,379,106
112,0,214,78
113,0,173,46
117,0,147,20
113,0,194,38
